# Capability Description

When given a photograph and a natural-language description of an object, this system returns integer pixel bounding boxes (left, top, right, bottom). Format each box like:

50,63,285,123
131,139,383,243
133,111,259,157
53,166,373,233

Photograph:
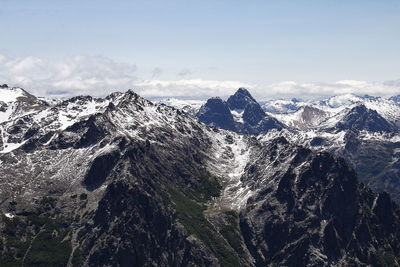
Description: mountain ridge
1,86,400,266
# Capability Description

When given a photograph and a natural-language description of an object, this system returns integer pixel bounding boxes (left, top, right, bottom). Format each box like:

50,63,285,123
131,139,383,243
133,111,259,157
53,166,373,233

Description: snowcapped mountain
335,104,396,132
265,94,400,130
271,105,330,130
2,86,400,266
0,84,49,124
260,98,304,114
322,94,400,127
155,97,205,116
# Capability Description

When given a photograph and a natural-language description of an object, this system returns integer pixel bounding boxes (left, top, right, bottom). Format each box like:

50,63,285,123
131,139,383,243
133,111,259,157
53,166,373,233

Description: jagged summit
227,87,257,110
196,88,283,134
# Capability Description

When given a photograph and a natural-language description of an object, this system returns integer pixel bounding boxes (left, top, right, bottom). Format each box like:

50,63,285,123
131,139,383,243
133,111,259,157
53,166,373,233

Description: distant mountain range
159,91,400,132
1,84,400,266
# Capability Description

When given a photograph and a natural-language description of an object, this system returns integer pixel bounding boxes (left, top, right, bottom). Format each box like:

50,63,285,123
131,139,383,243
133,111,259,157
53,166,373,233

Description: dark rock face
83,149,120,191
240,140,400,266
256,117,284,132
196,97,235,131
336,105,395,132
337,134,400,204
242,102,266,126
85,180,217,267
310,136,324,146
197,88,283,134
50,114,114,149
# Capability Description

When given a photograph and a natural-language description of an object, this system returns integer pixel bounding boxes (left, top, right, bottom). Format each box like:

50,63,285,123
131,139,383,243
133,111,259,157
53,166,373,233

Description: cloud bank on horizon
0,53,399,100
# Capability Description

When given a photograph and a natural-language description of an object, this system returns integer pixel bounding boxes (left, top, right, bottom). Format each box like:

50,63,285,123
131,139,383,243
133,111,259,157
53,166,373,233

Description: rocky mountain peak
227,88,258,110
336,104,395,132
0,86,48,124
196,89,283,134
226,88,270,127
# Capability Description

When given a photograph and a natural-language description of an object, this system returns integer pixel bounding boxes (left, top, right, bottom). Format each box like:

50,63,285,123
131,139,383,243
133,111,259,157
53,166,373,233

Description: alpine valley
1,84,400,267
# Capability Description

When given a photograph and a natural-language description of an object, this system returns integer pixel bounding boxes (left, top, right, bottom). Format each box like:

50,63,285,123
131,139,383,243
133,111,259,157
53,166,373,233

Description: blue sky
0,0,399,98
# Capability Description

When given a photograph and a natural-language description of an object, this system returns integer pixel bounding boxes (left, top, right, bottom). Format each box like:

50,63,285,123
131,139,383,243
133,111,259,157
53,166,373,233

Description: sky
0,0,399,99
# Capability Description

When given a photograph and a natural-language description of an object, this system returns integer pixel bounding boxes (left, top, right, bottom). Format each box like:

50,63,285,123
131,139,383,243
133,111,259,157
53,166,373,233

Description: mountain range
1,84,400,266
160,89,400,204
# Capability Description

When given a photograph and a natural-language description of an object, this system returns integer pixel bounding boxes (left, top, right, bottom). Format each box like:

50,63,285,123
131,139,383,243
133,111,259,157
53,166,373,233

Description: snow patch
209,133,254,210
0,87,25,103
230,109,244,124
4,212,15,218
1,139,27,154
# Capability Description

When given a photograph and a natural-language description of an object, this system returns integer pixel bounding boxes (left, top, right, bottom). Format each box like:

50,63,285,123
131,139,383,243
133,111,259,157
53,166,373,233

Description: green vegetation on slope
219,210,245,257
0,198,73,267
168,184,241,267
23,216,72,267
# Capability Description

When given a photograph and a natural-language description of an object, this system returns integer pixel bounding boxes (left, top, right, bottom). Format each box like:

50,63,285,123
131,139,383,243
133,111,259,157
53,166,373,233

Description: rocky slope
164,90,400,204
271,106,329,130
241,137,400,266
1,86,400,266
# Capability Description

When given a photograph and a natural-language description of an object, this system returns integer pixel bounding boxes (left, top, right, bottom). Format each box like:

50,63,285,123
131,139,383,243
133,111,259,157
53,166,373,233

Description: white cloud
6,56,44,73
259,80,400,100
135,79,254,98
0,54,253,99
0,54,137,98
0,53,399,100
